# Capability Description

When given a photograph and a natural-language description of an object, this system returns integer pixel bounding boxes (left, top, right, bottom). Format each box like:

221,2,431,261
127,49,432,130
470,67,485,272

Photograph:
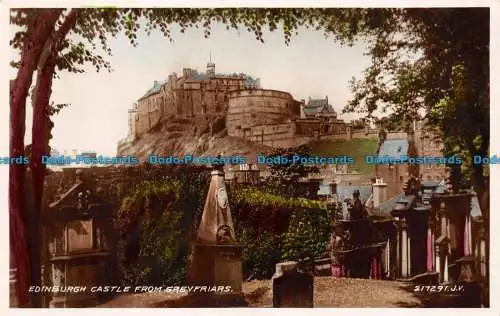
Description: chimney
372,177,388,208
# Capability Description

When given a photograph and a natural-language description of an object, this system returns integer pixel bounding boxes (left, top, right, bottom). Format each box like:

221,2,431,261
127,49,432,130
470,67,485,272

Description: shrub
116,172,209,286
230,186,339,279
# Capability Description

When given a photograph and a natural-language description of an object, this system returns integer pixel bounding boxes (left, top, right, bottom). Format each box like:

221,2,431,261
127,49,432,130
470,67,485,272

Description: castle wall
227,89,300,138
134,74,247,136
295,118,349,137
136,93,163,135
351,130,379,140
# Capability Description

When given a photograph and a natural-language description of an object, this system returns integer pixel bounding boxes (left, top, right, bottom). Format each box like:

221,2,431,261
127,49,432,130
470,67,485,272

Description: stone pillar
49,264,66,307
372,179,387,208
385,238,390,278
427,212,435,272
480,239,486,278
440,211,447,237
426,226,433,272
464,215,472,256
447,219,451,249
407,231,411,276
395,219,400,278
436,236,450,283
444,254,449,283
432,224,436,271
401,219,408,278
467,215,472,257
189,169,244,306
435,243,441,276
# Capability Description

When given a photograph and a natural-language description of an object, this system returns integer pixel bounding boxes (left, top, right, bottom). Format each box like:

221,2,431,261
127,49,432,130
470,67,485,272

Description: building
375,122,447,199
226,91,349,148
131,61,261,137
300,96,337,120
414,122,447,182
122,61,356,149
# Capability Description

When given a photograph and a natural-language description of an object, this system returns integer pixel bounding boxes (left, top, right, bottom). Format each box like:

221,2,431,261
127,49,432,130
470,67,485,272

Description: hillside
118,116,378,174
117,115,274,162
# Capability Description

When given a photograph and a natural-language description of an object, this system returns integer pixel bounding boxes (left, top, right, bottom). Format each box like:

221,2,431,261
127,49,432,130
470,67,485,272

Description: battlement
227,88,294,100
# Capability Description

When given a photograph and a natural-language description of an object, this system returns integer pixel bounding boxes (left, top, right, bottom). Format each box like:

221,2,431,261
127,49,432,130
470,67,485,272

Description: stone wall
136,93,163,135
134,73,247,135
351,129,379,140
240,122,315,148
226,89,300,138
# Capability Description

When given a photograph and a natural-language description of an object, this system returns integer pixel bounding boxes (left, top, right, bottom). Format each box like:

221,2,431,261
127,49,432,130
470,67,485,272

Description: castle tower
207,52,215,77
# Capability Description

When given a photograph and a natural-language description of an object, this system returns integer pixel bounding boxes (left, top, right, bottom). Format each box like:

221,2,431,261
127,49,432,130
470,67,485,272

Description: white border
1,1,499,316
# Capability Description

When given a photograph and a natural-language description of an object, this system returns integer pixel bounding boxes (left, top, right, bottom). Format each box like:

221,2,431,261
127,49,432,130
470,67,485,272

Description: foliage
10,8,382,76
116,179,181,285
281,207,332,261
115,171,209,286
264,145,320,197
233,187,326,210
342,8,489,208
230,186,337,279
239,228,282,280
443,135,473,190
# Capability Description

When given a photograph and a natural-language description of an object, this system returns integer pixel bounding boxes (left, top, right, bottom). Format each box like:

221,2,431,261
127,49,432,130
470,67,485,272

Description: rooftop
378,139,408,158
139,70,260,100
373,179,482,218
303,97,337,116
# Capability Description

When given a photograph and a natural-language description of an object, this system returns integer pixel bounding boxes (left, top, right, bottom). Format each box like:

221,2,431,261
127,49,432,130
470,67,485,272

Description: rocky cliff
117,114,273,162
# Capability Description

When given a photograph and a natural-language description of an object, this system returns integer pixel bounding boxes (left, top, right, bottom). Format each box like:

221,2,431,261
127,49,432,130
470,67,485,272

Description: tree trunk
9,9,61,307
29,58,56,308
472,168,489,307
28,8,82,307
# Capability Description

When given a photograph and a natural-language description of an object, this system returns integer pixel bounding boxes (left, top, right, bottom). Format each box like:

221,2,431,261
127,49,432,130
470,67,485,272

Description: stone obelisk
188,164,243,306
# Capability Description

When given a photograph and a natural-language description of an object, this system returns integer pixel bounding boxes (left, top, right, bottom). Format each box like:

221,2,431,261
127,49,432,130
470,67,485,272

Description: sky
10,17,372,156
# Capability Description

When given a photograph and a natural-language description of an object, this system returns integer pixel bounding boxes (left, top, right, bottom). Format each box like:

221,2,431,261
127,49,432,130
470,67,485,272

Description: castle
123,61,378,148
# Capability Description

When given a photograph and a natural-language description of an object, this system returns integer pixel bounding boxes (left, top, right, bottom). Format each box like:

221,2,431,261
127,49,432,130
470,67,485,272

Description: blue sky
10,19,371,155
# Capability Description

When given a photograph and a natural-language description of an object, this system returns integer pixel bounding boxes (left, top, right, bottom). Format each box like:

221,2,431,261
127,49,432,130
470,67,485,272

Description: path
98,277,422,308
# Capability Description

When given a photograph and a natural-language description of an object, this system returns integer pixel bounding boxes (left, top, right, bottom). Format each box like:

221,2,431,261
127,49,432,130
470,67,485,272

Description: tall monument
188,164,244,306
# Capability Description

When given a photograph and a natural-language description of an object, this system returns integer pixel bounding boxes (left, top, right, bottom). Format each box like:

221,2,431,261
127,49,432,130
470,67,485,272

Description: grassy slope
307,138,379,175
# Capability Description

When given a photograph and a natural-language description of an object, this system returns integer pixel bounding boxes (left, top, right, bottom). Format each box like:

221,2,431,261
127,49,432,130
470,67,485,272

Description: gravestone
188,168,244,306
272,261,313,308
44,170,114,307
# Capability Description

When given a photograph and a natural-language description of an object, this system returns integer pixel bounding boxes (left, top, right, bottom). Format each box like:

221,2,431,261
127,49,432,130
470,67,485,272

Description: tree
10,7,489,306
344,8,489,214
341,8,489,304
266,145,320,198
9,8,323,306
